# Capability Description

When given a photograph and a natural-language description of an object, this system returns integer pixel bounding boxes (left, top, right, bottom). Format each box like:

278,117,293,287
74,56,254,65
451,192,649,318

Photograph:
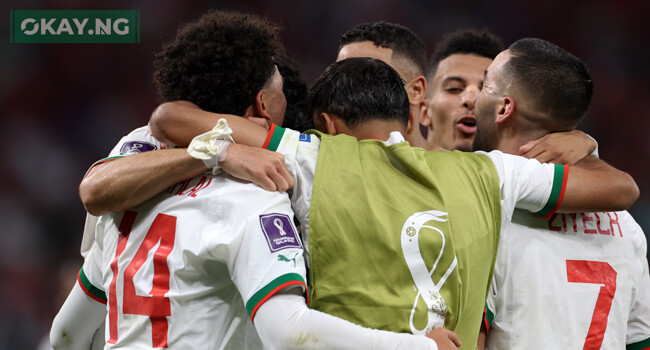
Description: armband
187,119,235,175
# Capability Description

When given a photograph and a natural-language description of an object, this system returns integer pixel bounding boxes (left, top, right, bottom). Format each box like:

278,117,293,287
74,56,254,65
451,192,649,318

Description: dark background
1,0,648,348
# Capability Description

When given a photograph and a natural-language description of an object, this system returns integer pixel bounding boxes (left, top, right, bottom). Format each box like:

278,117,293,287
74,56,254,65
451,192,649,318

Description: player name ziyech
10,10,140,43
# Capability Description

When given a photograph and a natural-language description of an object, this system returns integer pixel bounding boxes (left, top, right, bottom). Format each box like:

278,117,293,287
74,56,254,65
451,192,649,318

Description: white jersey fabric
79,127,308,349
80,126,164,258
485,209,650,349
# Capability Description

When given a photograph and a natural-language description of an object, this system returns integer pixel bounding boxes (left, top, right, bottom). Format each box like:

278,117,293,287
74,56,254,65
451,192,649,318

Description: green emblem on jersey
278,252,300,267
406,226,416,236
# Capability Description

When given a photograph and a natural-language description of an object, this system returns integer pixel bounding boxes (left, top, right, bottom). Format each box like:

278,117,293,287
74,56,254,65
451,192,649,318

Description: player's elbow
614,172,640,210
150,101,198,146
79,176,119,216
149,102,175,145
50,321,74,350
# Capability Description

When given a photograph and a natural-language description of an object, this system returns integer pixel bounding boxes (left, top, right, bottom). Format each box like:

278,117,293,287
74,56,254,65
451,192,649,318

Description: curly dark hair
427,29,503,79
153,10,281,115
339,21,427,76
274,54,313,131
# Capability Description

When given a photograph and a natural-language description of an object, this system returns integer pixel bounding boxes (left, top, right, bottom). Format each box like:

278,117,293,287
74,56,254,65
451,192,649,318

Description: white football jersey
79,126,307,349
486,209,650,349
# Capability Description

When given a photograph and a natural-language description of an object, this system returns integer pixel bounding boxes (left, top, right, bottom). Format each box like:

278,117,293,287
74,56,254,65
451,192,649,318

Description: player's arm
519,129,597,165
50,278,106,350
559,156,638,213
254,290,461,350
490,152,638,217
79,148,208,216
150,101,269,147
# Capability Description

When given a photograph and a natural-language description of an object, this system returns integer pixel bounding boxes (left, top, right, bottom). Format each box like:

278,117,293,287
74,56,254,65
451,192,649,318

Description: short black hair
339,21,427,76
274,54,313,132
506,38,593,129
308,57,410,130
153,10,281,115
427,29,503,78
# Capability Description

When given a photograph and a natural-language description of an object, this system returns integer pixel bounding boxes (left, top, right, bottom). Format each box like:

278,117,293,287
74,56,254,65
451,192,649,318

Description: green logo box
10,10,140,43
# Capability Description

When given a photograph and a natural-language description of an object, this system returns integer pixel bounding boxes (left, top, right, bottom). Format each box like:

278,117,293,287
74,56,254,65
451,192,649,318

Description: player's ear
319,112,338,135
419,101,432,127
496,96,515,124
253,90,272,121
405,75,427,105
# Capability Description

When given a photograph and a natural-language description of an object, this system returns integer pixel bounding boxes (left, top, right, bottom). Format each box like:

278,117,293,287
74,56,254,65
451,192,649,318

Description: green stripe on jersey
485,303,495,326
265,125,286,152
536,164,566,217
627,337,650,350
79,266,107,302
246,273,305,317
83,156,124,178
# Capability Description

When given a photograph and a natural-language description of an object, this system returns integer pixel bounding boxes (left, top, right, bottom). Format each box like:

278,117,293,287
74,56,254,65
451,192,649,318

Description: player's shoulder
114,125,164,156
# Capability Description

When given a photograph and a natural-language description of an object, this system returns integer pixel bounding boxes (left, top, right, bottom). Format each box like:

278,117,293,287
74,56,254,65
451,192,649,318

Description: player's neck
348,120,408,141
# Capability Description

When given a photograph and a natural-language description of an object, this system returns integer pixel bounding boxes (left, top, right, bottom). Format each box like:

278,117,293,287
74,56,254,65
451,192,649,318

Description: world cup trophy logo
401,210,456,335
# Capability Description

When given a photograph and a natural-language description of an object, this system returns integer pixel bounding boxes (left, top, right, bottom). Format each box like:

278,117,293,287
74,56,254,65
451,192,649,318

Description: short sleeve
480,150,567,221
84,126,164,176
79,242,107,304
226,192,308,321
263,124,320,253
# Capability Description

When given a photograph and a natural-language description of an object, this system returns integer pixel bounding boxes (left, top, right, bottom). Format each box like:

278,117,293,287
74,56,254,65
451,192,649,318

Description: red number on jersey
566,260,617,350
108,211,176,348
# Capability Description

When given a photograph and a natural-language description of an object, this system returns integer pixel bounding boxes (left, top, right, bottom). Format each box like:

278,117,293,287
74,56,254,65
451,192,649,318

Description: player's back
91,173,295,349
486,209,650,349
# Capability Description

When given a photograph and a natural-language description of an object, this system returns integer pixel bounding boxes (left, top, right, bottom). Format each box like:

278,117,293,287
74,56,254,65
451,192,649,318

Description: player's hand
220,143,294,192
519,130,596,165
426,327,461,350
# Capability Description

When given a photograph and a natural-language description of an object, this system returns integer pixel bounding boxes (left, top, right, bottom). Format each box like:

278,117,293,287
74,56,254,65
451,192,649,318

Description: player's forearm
50,283,106,350
254,293,439,350
79,148,207,216
559,156,639,213
150,101,268,148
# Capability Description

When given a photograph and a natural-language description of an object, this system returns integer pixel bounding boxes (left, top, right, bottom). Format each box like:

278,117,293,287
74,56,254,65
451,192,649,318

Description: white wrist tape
586,133,599,158
187,119,235,175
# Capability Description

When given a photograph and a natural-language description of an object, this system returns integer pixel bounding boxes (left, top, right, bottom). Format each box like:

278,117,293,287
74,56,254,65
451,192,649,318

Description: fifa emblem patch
259,213,302,252
299,134,311,142
119,141,157,155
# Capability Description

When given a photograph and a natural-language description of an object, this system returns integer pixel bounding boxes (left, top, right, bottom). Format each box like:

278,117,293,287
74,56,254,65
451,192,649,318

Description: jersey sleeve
625,214,650,348
78,242,107,304
224,190,308,321
263,124,320,252
84,126,164,176
481,150,568,221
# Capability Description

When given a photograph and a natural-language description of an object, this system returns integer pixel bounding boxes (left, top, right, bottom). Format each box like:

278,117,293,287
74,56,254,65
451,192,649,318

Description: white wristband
586,133,599,158
187,119,235,175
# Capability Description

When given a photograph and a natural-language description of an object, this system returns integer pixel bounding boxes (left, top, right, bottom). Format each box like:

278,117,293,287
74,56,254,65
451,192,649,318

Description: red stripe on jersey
262,124,277,149
541,164,569,219
77,274,107,305
250,280,308,322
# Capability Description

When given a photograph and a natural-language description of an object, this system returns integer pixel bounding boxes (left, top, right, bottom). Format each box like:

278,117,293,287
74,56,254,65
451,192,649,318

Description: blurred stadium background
1,0,648,348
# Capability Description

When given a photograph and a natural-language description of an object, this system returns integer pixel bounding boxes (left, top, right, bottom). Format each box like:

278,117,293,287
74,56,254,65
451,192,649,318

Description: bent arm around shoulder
150,101,269,147
560,156,639,213
79,148,207,216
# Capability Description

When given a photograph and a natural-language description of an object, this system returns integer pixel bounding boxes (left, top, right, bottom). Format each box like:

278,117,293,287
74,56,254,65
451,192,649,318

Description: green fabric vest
308,132,501,348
